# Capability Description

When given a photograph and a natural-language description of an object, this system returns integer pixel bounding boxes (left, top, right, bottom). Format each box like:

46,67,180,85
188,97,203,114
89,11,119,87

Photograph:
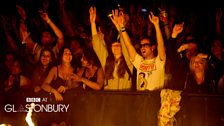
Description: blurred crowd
0,0,223,125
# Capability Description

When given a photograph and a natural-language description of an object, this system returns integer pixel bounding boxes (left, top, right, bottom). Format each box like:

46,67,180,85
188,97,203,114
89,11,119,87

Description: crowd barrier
1,90,224,126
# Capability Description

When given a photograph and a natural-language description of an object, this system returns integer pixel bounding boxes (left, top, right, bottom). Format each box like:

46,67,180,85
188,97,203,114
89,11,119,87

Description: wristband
120,27,126,32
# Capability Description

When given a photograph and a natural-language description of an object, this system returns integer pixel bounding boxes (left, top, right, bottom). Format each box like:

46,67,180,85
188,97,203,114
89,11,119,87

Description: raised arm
89,7,108,70
39,11,64,49
159,8,171,40
109,9,137,61
215,8,222,35
58,0,75,37
1,16,17,51
149,12,166,61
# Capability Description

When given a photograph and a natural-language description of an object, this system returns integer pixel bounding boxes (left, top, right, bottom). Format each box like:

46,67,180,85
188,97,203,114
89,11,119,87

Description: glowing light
0,124,11,126
25,103,35,126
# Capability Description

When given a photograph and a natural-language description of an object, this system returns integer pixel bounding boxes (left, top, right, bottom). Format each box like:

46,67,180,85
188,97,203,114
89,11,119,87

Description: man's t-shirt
132,54,165,91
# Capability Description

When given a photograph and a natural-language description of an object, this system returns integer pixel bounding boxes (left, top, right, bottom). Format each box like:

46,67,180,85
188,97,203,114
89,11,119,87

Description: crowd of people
0,0,223,125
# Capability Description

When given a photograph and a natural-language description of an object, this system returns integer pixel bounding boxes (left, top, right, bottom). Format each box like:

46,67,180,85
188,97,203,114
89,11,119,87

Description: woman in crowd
32,48,55,93
184,54,216,94
75,47,104,90
41,46,78,126
4,59,31,93
3,58,31,109
90,7,133,90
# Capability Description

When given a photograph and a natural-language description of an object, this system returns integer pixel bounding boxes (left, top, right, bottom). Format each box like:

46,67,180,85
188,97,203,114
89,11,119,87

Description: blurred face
81,55,90,67
191,57,206,73
186,43,197,60
62,48,72,63
111,42,122,56
4,54,14,70
211,40,223,57
41,50,51,66
140,38,155,59
41,31,53,46
12,61,21,75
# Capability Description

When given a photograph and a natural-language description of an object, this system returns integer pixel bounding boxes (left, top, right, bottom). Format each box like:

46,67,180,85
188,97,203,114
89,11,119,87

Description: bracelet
120,27,126,32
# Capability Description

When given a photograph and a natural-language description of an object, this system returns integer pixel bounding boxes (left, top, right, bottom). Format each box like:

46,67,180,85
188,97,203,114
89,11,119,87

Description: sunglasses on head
139,43,152,48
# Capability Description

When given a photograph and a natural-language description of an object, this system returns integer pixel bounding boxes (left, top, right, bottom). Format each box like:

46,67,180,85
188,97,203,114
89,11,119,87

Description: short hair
140,36,156,46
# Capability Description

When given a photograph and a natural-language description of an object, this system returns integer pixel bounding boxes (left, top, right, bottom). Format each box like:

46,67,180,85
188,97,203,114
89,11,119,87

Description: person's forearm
47,19,64,40
164,24,171,40
120,26,137,61
154,24,166,60
41,83,55,93
81,77,102,90
59,7,75,37
91,22,97,36
5,31,18,51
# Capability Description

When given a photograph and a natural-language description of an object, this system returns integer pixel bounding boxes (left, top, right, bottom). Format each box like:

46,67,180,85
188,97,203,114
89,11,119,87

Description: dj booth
1,90,224,126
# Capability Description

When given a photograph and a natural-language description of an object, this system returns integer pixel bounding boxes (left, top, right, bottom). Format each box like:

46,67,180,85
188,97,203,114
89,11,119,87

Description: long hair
83,47,101,68
57,46,74,65
105,54,129,80
37,48,55,71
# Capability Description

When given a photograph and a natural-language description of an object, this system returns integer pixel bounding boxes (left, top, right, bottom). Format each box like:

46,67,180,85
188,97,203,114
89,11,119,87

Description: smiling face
140,38,155,59
62,48,72,63
111,42,122,57
40,50,52,67
190,56,207,73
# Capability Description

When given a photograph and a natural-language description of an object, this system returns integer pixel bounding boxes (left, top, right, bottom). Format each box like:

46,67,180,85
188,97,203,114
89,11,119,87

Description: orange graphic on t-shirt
139,63,156,72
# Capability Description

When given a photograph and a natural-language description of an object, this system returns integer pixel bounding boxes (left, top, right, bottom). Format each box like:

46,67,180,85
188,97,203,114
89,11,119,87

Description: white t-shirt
132,54,165,91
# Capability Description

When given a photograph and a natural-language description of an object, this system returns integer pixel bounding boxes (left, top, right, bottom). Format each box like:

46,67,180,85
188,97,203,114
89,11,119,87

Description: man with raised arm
110,10,166,91
20,9,64,63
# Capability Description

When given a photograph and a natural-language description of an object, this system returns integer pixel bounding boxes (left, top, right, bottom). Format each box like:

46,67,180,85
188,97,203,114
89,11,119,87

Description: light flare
25,103,35,126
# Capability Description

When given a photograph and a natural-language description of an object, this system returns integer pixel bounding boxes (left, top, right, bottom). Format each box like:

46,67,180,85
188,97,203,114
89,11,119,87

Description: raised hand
16,5,26,21
172,22,184,38
158,8,168,25
109,9,125,31
19,23,30,42
89,7,96,23
39,11,50,22
148,11,159,26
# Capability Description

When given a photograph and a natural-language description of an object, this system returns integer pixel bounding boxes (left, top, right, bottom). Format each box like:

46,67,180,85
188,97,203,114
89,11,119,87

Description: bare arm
149,12,166,61
41,67,63,101
1,16,18,51
40,12,64,49
89,7,108,70
58,0,75,37
81,67,104,90
109,9,137,61
215,8,222,35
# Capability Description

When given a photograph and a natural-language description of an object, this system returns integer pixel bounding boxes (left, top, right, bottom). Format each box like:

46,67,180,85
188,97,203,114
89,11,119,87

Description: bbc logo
26,98,41,103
